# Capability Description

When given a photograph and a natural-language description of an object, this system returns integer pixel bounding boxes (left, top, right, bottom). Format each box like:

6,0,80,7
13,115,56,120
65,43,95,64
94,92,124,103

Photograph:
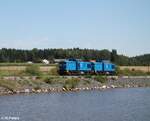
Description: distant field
0,63,57,72
0,63,57,66
0,63,149,73
119,66,150,72
0,66,56,72
0,63,56,72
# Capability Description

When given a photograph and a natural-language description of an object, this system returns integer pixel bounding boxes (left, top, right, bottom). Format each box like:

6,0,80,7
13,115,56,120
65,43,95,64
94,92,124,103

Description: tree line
0,48,149,66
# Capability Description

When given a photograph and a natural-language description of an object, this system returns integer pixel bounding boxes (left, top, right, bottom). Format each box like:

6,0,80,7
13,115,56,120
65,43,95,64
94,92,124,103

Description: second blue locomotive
59,59,116,75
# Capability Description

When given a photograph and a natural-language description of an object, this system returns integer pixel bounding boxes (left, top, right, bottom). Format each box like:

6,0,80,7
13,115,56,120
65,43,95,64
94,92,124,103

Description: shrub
0,80,19,91
43,77,54,84
25,65,41,76
49,67,59,75
118,68,147,76
34,86,41,90
0,70,21,76
84,75,92,78
115,66,121,75
146,72,150,75
63,78,80,89
85,79,91,84
94,76,107,83
131,70,146,76
120,68,131,76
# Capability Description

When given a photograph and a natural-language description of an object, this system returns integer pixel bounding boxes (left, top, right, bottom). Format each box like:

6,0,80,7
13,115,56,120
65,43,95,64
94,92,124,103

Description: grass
0,63,150,93
0,63,150,77
0,77,46,92
94,76,107,83
119,66,150,73
63,78,80,89
0,63,57,66
43,76,54,84
1,73,150,94
0,65,57,77
84,75,92,78
0,75,81,92
48,67,59,75
25,65,41,76
17,79,33,86
0,76,80,93
0,70,22,76
0,80,20,91
117,67,148,76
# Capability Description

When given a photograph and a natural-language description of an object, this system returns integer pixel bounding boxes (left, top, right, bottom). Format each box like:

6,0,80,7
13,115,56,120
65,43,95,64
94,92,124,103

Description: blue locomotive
59,59,116,75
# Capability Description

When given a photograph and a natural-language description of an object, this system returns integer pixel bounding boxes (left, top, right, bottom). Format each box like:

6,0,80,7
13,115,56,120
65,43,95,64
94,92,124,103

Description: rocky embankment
0,76,150,95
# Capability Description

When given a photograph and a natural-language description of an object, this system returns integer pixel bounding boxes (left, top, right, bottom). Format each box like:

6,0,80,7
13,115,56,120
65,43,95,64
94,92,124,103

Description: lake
0,88,150,121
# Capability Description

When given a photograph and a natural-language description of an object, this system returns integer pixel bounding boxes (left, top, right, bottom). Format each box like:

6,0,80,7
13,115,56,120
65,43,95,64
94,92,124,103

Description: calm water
0,88,150,121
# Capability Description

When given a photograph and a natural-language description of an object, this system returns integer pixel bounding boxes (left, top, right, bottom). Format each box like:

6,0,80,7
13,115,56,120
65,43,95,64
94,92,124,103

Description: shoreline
1,86,150,96
1,76,150,96
0,85,117,96
0,86,145,96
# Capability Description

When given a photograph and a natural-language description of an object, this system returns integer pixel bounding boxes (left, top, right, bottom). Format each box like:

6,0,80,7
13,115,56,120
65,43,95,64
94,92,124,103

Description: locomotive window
87,64,91,68
112,65,115,69
105,65,109,68
78,63,80,67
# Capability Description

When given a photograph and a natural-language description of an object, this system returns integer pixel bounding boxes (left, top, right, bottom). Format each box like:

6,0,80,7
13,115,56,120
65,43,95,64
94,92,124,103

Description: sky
0,0,150,56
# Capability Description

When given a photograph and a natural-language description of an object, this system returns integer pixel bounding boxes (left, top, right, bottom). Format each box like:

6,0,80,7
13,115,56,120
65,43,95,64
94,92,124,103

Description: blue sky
0,0,150,56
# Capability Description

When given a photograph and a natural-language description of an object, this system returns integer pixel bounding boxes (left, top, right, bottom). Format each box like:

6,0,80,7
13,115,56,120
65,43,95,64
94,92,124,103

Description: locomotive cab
59,60,77,75
59,61,67,74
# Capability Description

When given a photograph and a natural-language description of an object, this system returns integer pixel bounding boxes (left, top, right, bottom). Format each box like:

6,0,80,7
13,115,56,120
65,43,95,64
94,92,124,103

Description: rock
127,85,130,88
82,87,85,90
111,85,115,88
32,76,37,80
16,90,20,94
101,85,106,89
62,88,66,91
8,91,13,94
106,86,110,89
32,89,36,92
86,87,89,90
36,89,41,93
23,76,30,80
24,89,30,93
74,88,79,91
16,77,21,80
44,89,48,92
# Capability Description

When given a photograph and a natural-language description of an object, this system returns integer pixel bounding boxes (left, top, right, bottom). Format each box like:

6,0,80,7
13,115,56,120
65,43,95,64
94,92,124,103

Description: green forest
0,48,149,66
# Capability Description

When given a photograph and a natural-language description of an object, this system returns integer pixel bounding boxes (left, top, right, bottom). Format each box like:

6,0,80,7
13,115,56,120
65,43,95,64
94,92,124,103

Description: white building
42,59,49,64
27,61,33,64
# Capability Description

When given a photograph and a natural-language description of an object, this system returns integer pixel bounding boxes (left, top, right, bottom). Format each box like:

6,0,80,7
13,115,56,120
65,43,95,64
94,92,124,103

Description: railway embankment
1,76,150,95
